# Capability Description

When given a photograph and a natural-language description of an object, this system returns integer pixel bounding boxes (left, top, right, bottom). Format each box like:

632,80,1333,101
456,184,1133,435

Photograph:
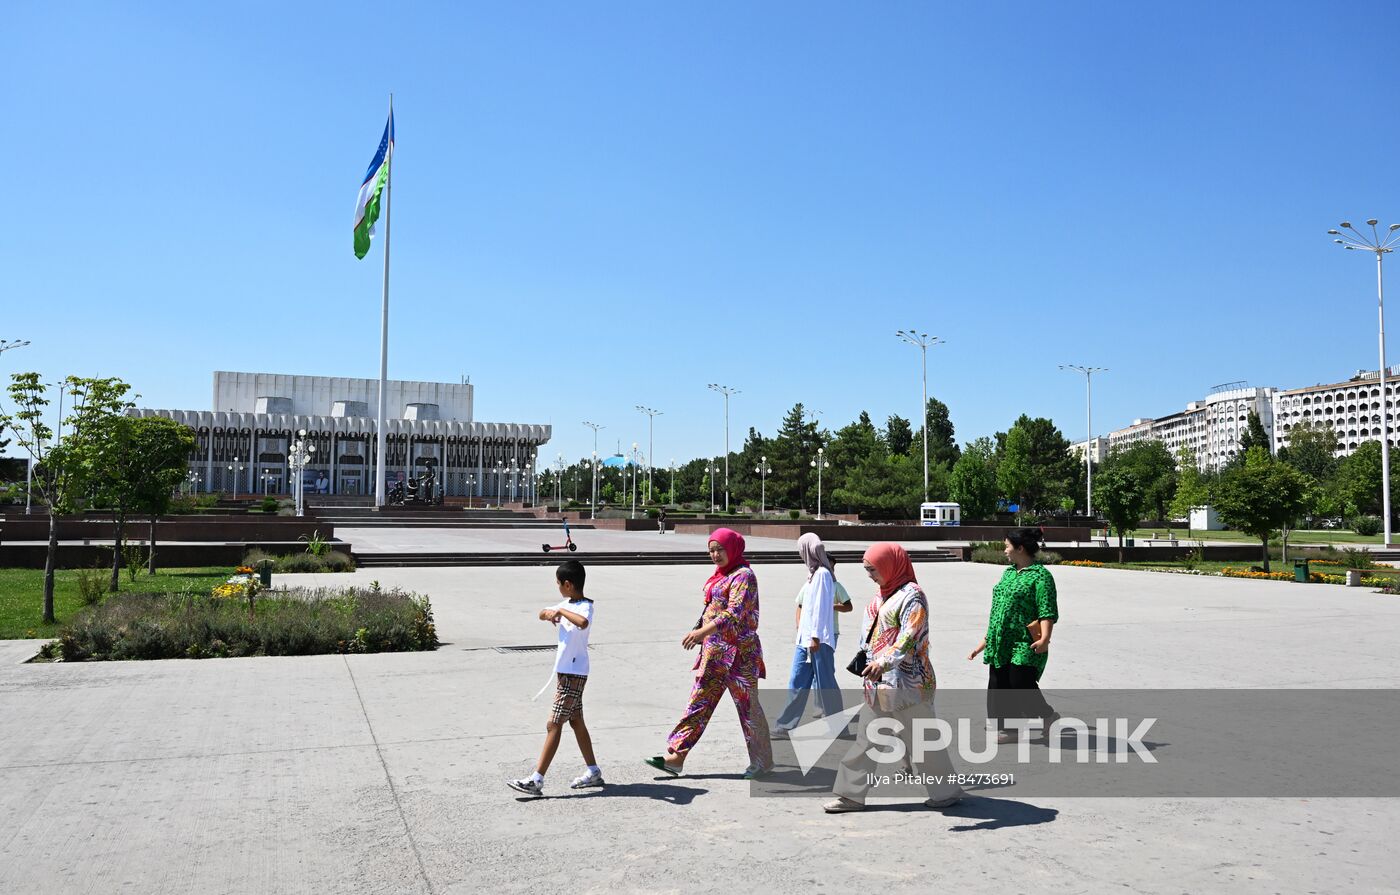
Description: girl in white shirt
772,533,845,734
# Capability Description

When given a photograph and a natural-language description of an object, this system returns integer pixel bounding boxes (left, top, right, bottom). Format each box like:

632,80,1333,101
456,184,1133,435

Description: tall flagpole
375,94,393,508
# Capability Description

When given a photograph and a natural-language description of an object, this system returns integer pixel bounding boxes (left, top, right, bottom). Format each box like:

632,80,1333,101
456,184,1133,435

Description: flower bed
36,582,437,661
1062,559,1106,568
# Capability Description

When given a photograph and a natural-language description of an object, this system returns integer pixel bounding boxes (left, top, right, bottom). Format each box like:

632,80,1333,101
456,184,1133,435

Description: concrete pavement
2,561,1399,893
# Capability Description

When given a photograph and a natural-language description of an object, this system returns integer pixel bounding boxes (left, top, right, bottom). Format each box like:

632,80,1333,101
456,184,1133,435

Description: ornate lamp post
755,455,773,516
465,473,476,508
810,447,830,519
636,405,661,504
289,429,316,517
705,458,719,513
186,469,200,496
1331,219,1400,546
669,459,677,505
227,456,245,501
583,422,604,519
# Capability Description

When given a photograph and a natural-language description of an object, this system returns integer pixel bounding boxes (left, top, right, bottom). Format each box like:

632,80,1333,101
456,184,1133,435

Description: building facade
131,371,550,500
1105,386,1276,470
1271,368,1400,457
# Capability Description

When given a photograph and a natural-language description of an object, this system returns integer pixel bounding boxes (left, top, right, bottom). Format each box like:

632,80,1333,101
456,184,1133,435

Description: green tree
770,403,820,510
949,437,998,521
997,426,1034,522
995,415,1076,517
1211,447,1310,571
884,414,914,457
1333,441,1389,518
1169,446,1209,537
914,397,960,469
1093,460,1147,562
1277,422,1339,482
825,411,880,513
834,448,926,517
127,417,197,574
1117,440,1178,524
1231,410,1272,464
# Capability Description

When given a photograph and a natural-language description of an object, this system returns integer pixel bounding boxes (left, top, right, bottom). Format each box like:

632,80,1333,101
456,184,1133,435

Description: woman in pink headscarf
645,528,773,778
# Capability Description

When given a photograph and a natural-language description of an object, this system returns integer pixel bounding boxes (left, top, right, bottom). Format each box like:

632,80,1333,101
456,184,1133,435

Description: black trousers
987,663,1054,730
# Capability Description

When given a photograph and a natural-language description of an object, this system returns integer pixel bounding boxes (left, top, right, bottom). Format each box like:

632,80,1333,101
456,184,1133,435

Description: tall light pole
1,342,33,511
669,459,677,505
896,330,944,502
706,458,718,512
465,474,476,508
636,405,661,504
707,384,739,511
1331,219,1400,546
1060,365,1108,519
755,455,772,517
583,422,604,519
810,447,830,519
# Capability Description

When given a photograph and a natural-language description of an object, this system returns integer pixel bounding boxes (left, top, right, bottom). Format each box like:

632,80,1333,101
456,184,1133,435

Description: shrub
76,566,106,606
241,550,355,573
299,529,330,556
259,497,279,514
1038,550,1062,565
1352,515,1382,536
52,585,436,661
788,510,801,520
1340,546,1374,570
970,541,1007,564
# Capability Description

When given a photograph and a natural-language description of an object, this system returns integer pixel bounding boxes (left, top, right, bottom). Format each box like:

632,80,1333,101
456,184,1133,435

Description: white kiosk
920,502,961,527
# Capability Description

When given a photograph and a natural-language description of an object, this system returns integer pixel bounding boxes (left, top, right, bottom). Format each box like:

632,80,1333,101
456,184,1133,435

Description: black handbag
846,614,879,677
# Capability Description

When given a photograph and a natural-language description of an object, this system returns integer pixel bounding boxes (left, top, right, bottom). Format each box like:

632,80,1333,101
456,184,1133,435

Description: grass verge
0,567,231,640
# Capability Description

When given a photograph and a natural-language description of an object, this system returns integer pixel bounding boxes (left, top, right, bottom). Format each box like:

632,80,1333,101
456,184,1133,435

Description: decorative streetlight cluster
288,429,316,517
583,421,604,519
1331,219,1400,546
0,339,30,356
754,455,773,516
227,456,245,501
810,447,830,519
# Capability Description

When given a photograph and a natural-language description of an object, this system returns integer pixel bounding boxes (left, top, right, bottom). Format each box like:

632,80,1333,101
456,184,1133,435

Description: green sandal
644,755,683,776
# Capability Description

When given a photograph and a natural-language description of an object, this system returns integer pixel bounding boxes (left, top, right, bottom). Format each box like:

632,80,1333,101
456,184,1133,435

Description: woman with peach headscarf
824,543,962,813
645,528,773,778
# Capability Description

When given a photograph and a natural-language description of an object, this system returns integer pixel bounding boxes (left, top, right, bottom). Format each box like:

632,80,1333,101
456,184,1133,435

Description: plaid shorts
550,673,587,725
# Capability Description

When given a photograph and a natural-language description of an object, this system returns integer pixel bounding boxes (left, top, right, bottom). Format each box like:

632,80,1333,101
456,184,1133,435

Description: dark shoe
643,755,683,776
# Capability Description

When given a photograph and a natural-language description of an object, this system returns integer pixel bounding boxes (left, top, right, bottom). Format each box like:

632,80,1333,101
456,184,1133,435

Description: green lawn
0,567,232,640
1123,528,1384,546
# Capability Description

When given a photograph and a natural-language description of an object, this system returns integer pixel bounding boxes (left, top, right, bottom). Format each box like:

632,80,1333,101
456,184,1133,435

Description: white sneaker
506,777,543,796
569,769,605,789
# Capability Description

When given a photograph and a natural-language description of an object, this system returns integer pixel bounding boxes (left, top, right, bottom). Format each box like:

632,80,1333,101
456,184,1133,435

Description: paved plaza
2,559,1399,894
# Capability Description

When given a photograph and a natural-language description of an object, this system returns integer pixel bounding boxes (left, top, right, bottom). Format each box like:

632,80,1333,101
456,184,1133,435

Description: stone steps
352,548,964,568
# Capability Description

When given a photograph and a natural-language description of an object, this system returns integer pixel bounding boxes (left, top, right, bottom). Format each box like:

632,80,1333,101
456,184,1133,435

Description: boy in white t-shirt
508,560,602,796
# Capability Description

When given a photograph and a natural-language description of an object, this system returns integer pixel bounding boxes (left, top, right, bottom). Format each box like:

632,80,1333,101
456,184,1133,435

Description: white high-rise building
1105,385,1275,470
1271,368,1400,457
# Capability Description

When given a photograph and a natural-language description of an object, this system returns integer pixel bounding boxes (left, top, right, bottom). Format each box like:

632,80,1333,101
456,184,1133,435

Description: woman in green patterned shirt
968,528,1059,744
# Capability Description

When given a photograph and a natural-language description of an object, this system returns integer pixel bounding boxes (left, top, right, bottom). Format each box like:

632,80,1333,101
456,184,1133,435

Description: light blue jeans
774,642,843,730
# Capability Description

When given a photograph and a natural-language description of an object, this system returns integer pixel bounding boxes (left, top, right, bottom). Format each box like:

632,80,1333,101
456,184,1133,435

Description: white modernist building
1271,368,1400,457
131,371,551,500
1106,385,1276,471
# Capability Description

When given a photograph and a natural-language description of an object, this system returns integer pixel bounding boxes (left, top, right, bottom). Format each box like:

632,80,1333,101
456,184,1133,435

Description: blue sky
5,1,1398,466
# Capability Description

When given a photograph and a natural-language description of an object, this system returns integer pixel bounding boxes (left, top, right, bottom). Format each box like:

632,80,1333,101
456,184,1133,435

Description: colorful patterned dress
863,581,935,711
666,566,772,767
984,563,1059,679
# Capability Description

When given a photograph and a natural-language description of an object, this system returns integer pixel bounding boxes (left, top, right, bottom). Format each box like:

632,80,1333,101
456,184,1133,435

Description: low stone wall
0,516,334,543
0,541,352,569
952,544,1270,563
830,525,1092,542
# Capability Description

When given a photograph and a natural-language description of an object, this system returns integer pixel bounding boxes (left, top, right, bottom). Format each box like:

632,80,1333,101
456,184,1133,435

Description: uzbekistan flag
353,111,395,259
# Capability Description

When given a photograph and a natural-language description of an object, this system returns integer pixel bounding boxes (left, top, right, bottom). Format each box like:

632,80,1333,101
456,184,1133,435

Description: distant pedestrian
507,560,604,795
658,508,668,535
968,528,1059,744
646,528,773,778
773,533,844,734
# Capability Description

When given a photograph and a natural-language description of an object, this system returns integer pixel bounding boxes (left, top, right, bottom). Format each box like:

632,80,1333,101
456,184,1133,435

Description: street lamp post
810,447,830,519
465,474,476,508
583,422,604,520
706,458,718,512
289,429,316,517
755,455,772,517
1331,219,1400,546
186,469,200,496
227,457,245,501
707,384,739,511
636,405,662,504
669,459,676,505
1060,365,1108,519
896,330,944,502
630,442,640,518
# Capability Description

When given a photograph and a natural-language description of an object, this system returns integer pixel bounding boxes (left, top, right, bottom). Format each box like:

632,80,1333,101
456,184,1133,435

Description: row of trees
0,374,194,621
538,401,1086,520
